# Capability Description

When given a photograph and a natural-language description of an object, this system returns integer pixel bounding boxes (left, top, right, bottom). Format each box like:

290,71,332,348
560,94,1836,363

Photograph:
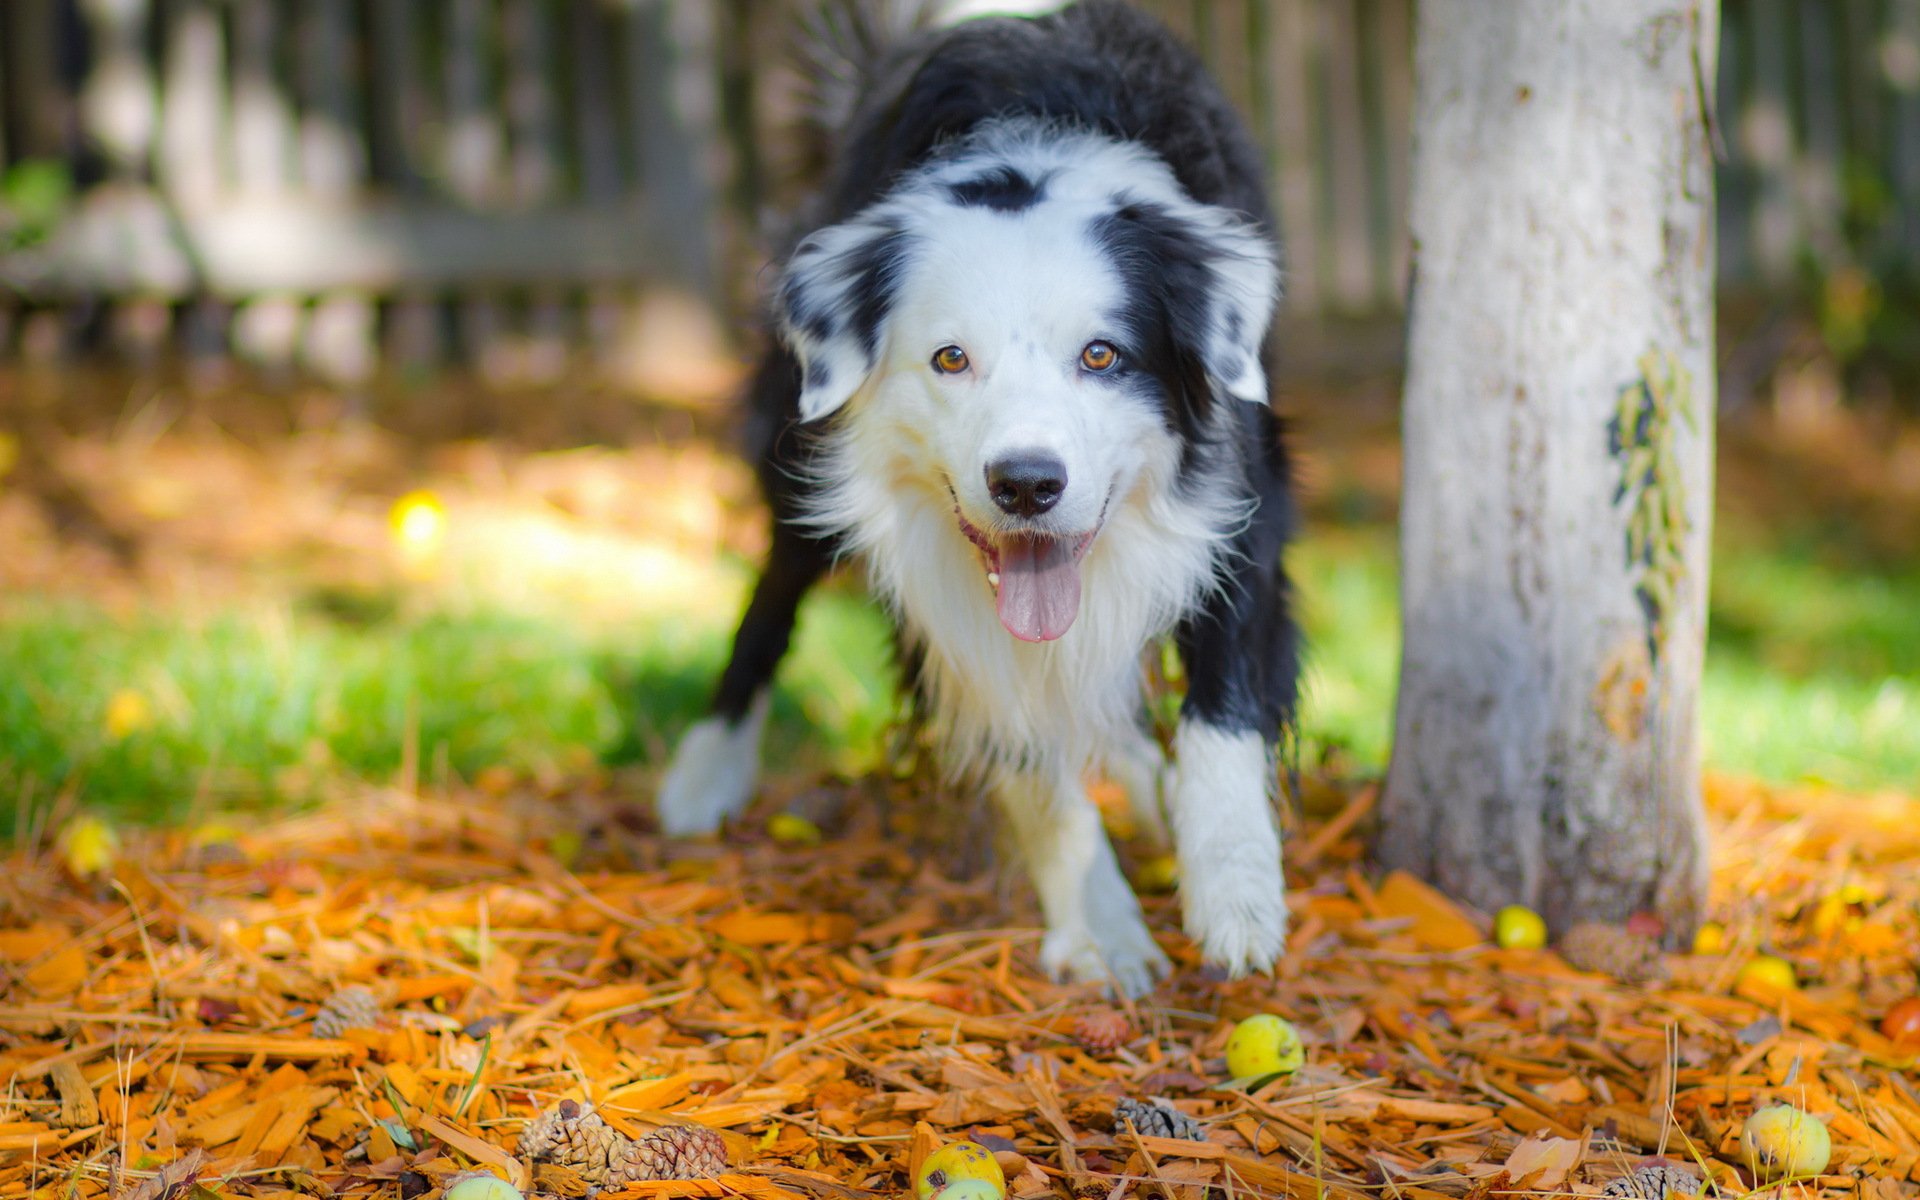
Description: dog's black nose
986,454,1067,518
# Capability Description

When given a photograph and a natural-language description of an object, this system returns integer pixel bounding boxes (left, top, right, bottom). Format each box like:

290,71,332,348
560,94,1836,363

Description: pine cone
1075,1010,1134,1056
1559,923,1668,984
1112,1098,1204,1142
312,985,386,1038
1600,1163,1702,1198
607,1125,730,1183
518,1100,623,1185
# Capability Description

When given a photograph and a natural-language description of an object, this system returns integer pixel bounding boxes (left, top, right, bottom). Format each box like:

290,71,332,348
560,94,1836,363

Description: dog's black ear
775,213,917,421
1097,199,1279,407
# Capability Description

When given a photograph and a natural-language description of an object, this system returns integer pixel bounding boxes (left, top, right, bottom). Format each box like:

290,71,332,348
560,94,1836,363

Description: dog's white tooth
987,571,1000,589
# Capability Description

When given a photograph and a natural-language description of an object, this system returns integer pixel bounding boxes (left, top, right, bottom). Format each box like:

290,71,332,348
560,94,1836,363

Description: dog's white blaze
1167,719,1288,975
656,690,769,835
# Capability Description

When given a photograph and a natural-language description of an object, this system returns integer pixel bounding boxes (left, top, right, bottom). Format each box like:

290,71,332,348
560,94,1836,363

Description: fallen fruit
1493,905,1548,950
1224,1013,1305,1079
1135,854,1179,893
1690,921,1726,955
1880,997,1920,1047
767,812,823,847
444,1173,523,1200
916,1141,1006,1200
931,1181,1005,1200
1741,1104,1830,1181
1735,954,1797,992
57,815,120,878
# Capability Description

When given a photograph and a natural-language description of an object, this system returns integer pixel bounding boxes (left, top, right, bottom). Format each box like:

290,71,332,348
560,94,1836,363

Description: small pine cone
607,1125,729,1184
1112,1098,1204,1142
312,985,385,1038
1601,1164,1703,1198
1075,1010,1134,1055
1559,923,1668,984
518,1100,623,1185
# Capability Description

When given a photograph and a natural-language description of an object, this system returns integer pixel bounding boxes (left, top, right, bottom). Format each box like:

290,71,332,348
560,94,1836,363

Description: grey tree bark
1380,0,1719,935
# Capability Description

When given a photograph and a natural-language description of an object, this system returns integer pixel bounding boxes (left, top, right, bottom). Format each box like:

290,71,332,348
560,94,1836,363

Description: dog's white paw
1178,838,1287,975
1040,910,1169,998
1169,720,1288,977
656,697,767,836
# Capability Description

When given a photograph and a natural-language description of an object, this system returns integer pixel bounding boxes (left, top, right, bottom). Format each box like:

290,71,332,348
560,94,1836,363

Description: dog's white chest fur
835,456,1230,777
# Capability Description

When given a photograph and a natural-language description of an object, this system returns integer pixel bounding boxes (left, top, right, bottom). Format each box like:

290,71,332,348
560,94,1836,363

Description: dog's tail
791,0,945,137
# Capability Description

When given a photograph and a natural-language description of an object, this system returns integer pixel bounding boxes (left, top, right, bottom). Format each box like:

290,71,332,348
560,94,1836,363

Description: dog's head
777,124,1278,642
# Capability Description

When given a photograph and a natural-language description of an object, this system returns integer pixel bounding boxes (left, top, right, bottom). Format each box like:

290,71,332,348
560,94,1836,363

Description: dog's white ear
776,214,916,422
1193,210,1280,406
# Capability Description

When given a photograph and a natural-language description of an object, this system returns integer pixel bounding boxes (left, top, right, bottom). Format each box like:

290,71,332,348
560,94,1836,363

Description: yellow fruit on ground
57,815,120,877
930,1182,1004,1200
443,1173,523,1200
1135,855,1179,893
915,1142,1005,1200
1736,954,1798,992
1691,921,1727,955
767,812,823,847
1741,1104,1831,1180
1493,905,1548,950
1224,1013,1305,1079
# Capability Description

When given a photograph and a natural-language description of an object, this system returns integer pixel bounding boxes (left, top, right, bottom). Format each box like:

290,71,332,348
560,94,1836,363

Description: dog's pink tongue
995,534,1082,642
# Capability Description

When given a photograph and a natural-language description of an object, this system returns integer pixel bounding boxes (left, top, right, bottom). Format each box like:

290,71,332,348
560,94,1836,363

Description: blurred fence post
1890,0,1920,263
301,0,375,386
78,0,154,179
230,0,302,376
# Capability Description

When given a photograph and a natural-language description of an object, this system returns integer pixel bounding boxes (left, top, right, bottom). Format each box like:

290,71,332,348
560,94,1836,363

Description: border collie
658,0,1298,996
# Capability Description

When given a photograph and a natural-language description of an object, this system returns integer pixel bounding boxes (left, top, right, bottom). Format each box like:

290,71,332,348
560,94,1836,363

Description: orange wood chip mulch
3,773,1920,1200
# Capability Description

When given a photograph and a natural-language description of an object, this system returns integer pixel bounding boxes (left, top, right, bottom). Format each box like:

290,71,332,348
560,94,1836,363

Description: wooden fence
3,0,1918,381
0,0,727,383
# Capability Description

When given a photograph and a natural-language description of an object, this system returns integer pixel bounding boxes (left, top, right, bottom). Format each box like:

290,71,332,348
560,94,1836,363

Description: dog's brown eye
932,345,970,374
1080,340,1119,372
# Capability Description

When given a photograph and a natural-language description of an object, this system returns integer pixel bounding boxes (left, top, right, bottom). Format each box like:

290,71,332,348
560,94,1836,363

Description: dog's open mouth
955,509,1098,643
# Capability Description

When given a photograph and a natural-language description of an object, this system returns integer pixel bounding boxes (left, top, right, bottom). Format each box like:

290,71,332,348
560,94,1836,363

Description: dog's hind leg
1103,721,1170,850
996,766,1169,998
657,523,831,835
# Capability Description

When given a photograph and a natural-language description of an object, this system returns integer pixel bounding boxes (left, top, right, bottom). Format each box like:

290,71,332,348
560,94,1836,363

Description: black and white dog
658,0,1299,996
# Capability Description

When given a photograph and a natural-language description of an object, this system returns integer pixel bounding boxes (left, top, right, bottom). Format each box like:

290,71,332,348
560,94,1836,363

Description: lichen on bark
1610,348,1696,664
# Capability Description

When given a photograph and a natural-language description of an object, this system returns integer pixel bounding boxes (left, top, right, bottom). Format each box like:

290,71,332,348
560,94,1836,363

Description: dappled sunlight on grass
2,380,1916,823
1289,528,1401,768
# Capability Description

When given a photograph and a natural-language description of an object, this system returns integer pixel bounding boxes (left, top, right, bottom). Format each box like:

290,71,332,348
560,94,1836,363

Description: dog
657,0,1299,996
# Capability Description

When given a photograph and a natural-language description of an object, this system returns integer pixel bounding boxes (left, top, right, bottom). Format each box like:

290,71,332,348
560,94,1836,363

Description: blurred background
1,0,1916,827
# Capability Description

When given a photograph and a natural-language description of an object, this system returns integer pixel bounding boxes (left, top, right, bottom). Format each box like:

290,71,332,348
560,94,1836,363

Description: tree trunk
1380,0,1718,936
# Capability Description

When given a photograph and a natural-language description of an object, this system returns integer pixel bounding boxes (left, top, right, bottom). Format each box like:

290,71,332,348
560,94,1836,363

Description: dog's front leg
1165,718,1286,976
1169,502,1299,977
995,766,1168,998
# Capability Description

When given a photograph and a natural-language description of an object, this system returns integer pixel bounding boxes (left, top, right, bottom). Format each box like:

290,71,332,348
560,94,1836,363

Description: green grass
0,579,898,824
3,523,1916,825
1283,526,1920,791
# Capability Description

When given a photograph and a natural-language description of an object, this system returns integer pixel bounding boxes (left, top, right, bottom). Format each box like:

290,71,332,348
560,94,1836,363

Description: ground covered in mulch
5,769,1920,1200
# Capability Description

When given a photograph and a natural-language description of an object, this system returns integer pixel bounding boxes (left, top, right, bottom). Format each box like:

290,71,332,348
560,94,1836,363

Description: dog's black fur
711,0,1298,759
